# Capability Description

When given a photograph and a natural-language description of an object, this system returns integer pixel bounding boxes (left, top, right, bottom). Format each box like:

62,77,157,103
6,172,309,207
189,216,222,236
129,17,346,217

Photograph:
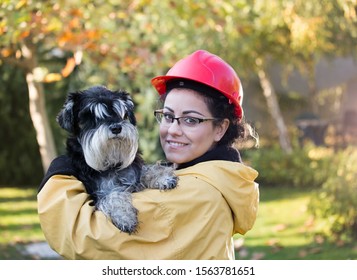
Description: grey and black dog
57,85,177,233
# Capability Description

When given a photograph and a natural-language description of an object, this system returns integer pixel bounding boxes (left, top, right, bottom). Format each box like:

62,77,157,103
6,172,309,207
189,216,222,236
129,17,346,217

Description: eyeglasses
154,110,220,128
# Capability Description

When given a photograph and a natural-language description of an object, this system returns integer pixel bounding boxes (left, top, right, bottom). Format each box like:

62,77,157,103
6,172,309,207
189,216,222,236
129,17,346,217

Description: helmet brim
151,75,243,119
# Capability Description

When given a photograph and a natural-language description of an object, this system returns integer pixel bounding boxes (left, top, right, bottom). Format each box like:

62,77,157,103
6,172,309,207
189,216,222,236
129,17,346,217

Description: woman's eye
184,117,199,125
163,113,174,121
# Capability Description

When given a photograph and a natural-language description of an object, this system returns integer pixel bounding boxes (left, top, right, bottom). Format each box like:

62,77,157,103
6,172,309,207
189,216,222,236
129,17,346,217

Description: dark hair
159,80,258,147
192,89,244,146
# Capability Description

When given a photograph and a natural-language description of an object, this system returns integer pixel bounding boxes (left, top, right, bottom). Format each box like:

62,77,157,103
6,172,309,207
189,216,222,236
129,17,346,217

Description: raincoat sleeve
38,174,177,259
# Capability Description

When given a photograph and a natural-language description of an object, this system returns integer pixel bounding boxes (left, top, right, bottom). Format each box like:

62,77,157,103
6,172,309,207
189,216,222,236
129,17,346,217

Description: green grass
235,187,357,260
1,186,357,260
0,187,46,259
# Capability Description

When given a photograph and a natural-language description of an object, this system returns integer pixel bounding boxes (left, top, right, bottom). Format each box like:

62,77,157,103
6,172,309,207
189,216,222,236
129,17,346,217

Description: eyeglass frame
154,109,221,128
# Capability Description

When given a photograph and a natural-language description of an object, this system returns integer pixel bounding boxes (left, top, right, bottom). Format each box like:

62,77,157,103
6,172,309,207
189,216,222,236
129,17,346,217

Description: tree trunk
256,58,292,153
306,57,318,115
21,41,57,173
26,72,57,173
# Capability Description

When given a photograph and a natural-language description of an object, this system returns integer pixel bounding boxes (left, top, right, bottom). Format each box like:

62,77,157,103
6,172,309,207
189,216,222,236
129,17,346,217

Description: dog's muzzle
81,122,139,171
109,123,122,135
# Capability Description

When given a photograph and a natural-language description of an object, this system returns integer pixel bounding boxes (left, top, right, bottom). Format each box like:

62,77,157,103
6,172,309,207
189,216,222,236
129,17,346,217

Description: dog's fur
57,85,177,233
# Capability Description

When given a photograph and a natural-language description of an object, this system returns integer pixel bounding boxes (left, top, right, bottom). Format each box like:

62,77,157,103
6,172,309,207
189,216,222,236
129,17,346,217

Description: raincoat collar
176,145,241,170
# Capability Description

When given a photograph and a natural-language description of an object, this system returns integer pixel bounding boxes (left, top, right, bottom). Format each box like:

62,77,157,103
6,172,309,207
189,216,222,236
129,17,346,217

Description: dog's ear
56,92,79,133
124,96,137,125
127,109,137,126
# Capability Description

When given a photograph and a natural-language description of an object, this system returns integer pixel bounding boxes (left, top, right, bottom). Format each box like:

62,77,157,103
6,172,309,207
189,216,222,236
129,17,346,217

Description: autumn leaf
0,48,13,57
19,30,30,39
61,57,76,77
43,73,62,83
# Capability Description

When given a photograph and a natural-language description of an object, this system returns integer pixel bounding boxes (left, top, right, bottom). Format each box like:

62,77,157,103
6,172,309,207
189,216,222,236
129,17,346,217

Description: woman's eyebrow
163,106,174,113
182,110,205,116
163,106,205,116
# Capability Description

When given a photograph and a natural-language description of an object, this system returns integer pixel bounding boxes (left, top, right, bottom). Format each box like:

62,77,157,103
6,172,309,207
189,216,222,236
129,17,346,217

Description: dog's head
57,85,139,171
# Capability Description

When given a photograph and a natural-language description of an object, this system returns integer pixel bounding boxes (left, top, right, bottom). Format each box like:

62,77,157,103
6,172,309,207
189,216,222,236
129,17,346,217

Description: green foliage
309,147,357,242
0,65,43,186
243,144,332,189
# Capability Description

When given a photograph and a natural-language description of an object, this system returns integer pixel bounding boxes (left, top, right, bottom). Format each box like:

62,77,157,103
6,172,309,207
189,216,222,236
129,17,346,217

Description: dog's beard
80,122,139,171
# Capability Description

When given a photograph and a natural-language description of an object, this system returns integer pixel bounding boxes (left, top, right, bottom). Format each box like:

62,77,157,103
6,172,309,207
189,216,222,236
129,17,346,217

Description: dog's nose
109,124,122,134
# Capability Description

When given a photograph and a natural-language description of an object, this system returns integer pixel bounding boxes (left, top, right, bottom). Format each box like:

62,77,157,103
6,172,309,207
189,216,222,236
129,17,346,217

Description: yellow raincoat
37,160,259,260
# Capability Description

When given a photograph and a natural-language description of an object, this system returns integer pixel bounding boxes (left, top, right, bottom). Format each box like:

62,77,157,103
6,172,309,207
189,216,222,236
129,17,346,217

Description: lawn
235,186,357,260
0,187,46,259
0,186,356,260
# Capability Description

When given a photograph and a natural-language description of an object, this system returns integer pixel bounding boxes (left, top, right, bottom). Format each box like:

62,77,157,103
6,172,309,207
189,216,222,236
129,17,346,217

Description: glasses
154,110,220,128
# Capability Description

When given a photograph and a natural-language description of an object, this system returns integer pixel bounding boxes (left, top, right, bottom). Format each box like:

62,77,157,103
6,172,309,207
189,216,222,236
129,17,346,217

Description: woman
37,50,259,260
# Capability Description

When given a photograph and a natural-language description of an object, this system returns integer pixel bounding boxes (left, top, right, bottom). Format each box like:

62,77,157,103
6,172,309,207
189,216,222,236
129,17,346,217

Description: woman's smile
166,140,187,148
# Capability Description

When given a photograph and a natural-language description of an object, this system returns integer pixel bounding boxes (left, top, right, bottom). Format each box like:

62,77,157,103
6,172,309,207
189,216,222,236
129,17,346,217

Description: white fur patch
80,122,139,171
90,103,110,119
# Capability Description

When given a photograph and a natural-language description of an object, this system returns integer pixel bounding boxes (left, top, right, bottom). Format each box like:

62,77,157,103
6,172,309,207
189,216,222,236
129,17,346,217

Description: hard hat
151,50,243,119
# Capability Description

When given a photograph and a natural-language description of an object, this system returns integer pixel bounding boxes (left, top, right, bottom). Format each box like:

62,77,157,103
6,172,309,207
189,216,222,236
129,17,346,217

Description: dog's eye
123,113,129,120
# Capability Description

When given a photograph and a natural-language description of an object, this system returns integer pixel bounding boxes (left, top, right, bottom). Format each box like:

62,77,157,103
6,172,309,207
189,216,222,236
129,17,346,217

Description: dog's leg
140,164,178,191
96,190,139,234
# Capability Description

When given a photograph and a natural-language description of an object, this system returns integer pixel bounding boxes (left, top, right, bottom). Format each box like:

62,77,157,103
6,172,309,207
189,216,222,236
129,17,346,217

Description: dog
56,85,178,233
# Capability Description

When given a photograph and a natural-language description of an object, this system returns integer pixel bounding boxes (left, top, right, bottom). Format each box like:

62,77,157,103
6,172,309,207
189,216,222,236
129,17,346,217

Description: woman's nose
166,119,183,135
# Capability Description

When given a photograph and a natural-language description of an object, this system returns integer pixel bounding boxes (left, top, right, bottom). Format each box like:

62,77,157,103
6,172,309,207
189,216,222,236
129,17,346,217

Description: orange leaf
1,48,13,57
69,8,83,17
61,57,76,77
44,73,62,83
19,30,30,39
69,18,81,29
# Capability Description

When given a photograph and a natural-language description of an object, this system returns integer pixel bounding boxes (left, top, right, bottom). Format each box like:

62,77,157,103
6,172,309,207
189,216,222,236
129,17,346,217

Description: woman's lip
166,140,187,147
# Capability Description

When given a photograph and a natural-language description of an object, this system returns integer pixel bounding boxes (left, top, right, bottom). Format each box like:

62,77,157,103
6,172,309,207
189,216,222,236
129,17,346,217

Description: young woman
37,50,259,260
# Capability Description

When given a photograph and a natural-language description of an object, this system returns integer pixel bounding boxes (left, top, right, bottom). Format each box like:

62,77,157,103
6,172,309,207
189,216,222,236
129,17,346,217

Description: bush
0,65,44,186
242,144,332,189
309,147,357,242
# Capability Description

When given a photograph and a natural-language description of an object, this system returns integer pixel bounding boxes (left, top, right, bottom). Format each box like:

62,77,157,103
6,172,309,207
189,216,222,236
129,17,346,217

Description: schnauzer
56,85,177,233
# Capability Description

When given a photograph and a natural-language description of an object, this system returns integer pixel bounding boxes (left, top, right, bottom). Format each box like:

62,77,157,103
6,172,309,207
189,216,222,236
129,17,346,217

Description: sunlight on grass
235,187,357,260
1,188,36,199
244,190,313,246
0,187,45,244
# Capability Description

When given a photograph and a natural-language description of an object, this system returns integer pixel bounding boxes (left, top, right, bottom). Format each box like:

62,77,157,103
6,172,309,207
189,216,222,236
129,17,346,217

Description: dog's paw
112,207,139,234
141,164,178,191
97,191,139,234
156,174,178,191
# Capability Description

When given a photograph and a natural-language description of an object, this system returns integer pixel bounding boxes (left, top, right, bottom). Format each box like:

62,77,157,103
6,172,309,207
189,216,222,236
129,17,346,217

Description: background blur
0,0,356,259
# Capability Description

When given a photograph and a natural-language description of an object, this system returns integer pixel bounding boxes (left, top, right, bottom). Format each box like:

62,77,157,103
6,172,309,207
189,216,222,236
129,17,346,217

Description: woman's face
159,88,228,165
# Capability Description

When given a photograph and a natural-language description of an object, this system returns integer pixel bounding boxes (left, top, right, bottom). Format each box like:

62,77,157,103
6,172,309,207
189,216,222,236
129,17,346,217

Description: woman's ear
214,119,230,142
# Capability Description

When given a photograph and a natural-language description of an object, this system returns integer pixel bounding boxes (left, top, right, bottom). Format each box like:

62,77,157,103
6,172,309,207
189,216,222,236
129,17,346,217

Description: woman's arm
37,155,177,259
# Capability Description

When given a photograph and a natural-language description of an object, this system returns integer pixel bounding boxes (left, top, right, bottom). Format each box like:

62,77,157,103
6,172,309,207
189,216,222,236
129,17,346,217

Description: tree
1,2,85,172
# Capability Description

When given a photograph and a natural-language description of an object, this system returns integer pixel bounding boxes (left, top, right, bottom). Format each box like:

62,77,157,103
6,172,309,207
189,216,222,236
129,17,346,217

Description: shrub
242,144,332,189
309,147,357,241
0,65,44,186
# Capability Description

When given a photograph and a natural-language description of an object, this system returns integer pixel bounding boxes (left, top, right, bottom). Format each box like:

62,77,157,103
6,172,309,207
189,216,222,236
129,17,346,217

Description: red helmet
151,50,244,119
